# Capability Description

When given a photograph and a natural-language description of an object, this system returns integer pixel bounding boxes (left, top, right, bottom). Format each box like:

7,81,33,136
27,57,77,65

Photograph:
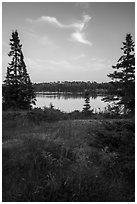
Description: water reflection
36,92,98,100
35,92,107,113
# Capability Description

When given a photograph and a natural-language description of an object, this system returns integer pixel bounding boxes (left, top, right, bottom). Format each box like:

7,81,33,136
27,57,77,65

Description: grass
2,110,135,201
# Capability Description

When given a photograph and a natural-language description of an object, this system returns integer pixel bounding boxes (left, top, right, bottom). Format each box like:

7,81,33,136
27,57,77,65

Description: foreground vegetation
3,109,135,202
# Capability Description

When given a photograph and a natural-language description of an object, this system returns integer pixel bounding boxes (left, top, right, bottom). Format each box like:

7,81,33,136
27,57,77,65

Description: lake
34,92,108,113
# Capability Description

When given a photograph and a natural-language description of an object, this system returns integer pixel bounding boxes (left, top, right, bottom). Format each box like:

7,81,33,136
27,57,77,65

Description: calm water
34,92,108,113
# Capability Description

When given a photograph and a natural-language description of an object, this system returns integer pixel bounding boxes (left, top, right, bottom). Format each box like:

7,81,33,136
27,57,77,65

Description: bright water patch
34,92,108,113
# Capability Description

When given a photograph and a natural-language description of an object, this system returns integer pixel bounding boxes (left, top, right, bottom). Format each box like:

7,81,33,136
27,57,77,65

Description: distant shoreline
35,90,108,96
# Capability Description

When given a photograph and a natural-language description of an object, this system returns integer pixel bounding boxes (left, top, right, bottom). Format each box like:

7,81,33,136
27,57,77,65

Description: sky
2,2,135,83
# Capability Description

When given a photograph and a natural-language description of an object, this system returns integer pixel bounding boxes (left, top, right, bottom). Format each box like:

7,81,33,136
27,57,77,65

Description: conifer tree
104,33,135,114
3,30,36,110
83,90,91,113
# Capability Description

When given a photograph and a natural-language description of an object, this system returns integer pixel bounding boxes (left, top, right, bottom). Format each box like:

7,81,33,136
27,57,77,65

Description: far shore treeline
2,80,110,94
32,81,110,94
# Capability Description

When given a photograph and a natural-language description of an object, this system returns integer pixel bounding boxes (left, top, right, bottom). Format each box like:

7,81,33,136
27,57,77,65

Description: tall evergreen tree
103,33,135,114
3,30,36,110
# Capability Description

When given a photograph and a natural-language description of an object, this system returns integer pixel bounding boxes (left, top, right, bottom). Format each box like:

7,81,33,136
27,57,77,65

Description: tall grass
2,111,135,201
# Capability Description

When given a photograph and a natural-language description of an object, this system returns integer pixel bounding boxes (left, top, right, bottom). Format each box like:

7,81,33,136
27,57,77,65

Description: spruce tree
104,33,135,114
83,90,91,113
3,30,36,110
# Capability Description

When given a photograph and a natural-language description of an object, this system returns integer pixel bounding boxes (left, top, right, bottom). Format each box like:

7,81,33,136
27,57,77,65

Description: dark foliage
103,33,135,115
3,30,36,110
2,112,135,202
82,90,92,114
27,107,68,123
26,107,125,124
33,81,110,94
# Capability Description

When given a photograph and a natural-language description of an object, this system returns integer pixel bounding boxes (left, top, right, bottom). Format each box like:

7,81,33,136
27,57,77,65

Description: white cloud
27,14,92,46
79,15,91,31
39,16,64,28
71,32,92,46
71,15,92,46
28,15,91,31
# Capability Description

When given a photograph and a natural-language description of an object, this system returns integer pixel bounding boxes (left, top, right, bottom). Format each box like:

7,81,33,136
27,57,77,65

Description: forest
33,81,110,93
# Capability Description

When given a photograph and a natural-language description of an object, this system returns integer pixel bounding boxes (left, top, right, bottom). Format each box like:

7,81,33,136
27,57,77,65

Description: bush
27,107,68,123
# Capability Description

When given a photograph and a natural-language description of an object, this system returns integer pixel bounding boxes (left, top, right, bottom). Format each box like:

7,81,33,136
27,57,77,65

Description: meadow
2,109,135,201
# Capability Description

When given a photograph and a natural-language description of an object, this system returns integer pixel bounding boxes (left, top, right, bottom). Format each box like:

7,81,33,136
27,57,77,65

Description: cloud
28,15,91,31
86,58,111,71
22,29,38,39
79,15,91,31
71,32,92,46
73,54,86,60
26,57,84,75
70,15,92,46
22,29,58,50
36,58,74,69
27,14,92,46
39,16,64,28
24,55,111,82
